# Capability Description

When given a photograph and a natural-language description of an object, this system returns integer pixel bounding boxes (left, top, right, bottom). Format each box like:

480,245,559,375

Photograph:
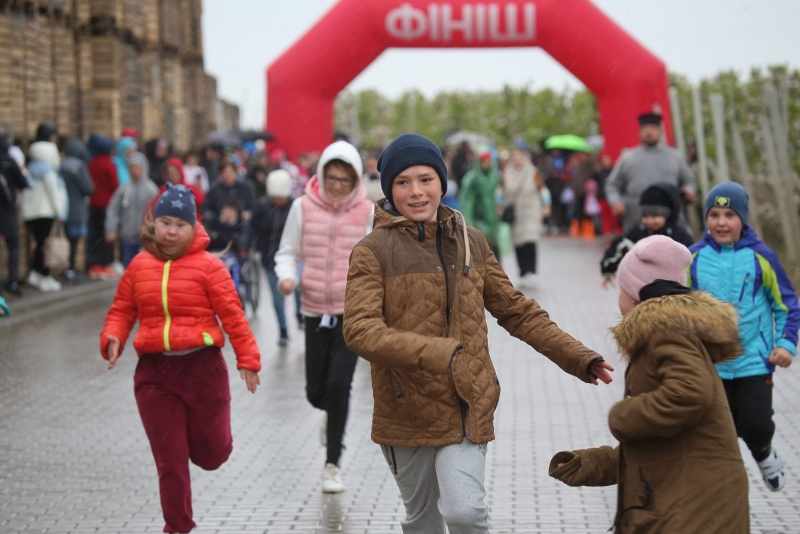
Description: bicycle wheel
242,258,260,314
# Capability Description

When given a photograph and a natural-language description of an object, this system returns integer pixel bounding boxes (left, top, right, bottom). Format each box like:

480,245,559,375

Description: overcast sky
203,0,800,130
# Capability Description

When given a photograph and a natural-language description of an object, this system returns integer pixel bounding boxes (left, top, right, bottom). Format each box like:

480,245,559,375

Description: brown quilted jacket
343,201,602,447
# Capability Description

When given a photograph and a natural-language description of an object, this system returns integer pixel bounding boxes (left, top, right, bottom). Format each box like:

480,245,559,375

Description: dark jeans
88,208,114,267
25,218,54,276
723,374,775,462
0,208,21,283
68,237,79,272
515,242,537,276
305,315,359,466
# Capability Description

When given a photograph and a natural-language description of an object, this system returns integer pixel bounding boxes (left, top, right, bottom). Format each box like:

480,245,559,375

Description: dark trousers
25,218,54,276
723,374,775,462
0,208,21,282
305,315,359,466
515,242,537,276
134,347,233,533
88,208,114,267
68,237,79,272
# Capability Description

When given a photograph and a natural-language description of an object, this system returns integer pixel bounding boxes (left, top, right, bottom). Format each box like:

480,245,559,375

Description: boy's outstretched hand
769,348,793,368
589,360,614,385
240,369,260,393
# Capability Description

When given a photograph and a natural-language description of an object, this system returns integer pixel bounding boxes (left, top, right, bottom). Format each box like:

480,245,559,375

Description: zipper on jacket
326,210,339,314
738,273,750,302
162,260,172,351
436,221,451,327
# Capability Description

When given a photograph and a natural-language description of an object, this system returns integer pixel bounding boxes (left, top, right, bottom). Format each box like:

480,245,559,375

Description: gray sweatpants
380,439,490,534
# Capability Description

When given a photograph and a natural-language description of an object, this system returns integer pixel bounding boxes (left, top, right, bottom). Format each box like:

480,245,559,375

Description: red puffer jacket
100,225,260,371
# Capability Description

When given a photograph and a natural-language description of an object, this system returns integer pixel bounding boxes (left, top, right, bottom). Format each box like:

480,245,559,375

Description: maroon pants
134,347,233,533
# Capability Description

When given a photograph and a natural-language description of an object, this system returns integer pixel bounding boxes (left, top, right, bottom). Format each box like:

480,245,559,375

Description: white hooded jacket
21,141,68,221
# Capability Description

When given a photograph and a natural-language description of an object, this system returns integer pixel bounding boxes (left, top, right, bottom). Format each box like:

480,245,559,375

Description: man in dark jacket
600,182,695,286
0,135,30,295
202,161,255,223
61,138,95,280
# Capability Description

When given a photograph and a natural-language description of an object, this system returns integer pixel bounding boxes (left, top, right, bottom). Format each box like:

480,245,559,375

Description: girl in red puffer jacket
100,184,260,533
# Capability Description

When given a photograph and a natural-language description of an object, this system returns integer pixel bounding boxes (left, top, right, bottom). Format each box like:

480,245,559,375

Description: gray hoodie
61,138,95,227
105,159,159,242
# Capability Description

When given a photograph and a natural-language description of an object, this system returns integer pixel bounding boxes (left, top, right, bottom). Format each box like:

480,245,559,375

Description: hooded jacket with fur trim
549,291,749,534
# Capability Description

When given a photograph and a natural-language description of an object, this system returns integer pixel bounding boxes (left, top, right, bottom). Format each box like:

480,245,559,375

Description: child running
100,184,261,534
550,235,749,533
601,182,694,287
689,182,799,491
343,134,613,534
274,140,374,493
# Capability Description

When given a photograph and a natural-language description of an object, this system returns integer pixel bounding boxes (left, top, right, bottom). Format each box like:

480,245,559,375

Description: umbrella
544,135,595,153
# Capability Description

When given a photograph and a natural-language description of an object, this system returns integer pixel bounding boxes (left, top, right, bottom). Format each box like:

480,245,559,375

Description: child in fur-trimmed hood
550,235,749,534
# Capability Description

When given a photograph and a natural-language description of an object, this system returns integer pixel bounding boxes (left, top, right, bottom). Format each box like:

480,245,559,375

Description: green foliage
335,84,598,150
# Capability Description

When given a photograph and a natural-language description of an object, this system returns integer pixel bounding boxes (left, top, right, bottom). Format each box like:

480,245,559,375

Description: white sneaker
27,271,43,290
757,447,786,492
111,261,125,275
519,272,538,288
319,414,327,447
321,463,345,493
41,275,62,292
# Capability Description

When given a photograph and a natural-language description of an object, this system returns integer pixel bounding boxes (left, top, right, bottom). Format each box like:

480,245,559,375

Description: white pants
381,439,490,534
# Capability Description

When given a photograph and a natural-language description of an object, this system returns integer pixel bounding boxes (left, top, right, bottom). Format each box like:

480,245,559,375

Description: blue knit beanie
705,182,749,225
153,184,197,226
378,134,447,205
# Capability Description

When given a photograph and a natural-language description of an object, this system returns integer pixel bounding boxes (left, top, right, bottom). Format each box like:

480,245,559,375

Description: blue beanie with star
153,184,197,226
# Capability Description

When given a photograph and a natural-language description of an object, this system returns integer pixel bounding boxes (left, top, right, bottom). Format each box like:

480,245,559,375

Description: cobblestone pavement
1,238,798,533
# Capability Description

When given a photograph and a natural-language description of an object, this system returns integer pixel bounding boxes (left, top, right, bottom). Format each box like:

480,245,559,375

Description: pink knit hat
617,235,693,301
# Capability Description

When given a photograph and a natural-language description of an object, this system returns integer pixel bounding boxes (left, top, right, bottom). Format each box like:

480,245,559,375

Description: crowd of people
0,113,795,534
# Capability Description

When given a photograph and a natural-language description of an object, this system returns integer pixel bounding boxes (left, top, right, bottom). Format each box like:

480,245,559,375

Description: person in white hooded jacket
274,141,374,493
21,141,68,292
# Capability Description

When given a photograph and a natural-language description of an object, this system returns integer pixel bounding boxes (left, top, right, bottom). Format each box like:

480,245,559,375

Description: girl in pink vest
275,140,374,493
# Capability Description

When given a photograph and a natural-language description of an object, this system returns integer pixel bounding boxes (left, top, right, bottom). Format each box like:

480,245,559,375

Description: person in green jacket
459,149,502,256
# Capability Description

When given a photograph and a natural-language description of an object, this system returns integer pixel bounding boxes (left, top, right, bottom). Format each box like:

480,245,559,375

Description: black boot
4,281,22,297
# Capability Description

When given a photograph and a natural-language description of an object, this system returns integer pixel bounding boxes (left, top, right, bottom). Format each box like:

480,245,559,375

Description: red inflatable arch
266,0,672,159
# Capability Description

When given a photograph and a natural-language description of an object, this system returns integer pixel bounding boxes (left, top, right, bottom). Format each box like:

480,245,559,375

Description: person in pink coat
274,140,373,493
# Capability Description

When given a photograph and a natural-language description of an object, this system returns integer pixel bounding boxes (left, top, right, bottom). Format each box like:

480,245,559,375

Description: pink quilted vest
300,176,373,315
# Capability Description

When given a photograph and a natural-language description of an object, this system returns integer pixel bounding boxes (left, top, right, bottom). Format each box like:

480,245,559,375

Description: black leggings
723,374,775,462
25,218,54,276
515,242,537,276
305,315,359,466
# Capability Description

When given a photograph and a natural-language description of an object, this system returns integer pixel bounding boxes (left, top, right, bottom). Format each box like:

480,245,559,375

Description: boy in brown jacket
549,235,749,533
343,134,614,534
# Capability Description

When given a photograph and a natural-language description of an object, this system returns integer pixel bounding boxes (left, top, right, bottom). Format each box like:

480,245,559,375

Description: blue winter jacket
689,226,800,379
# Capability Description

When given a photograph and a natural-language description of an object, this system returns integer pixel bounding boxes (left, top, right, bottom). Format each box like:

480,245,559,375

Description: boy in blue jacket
689,182,799,492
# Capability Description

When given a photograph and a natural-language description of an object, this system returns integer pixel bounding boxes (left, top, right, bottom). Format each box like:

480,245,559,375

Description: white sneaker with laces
41,275,62,292
319,414,327,447
27,271,43,290
520,272,538,288
757,447,786,492
321,463,345,493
